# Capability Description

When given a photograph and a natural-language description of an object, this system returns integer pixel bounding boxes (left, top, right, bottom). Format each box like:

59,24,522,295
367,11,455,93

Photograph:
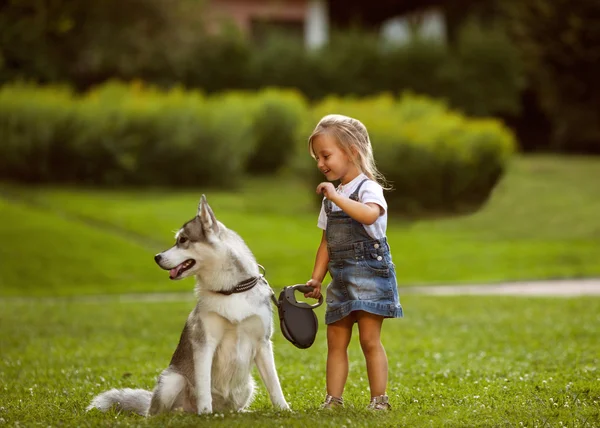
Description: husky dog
87,196,290,415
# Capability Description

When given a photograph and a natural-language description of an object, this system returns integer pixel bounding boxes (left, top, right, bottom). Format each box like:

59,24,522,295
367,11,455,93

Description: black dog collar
217,275,262,295
216,264,265,295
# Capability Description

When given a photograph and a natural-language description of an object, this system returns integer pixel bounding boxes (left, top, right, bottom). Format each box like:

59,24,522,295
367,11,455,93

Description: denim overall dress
324,179,404,325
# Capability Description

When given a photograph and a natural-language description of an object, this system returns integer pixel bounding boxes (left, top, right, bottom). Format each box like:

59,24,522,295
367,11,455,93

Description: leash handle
259,264,322,309
293,285,321,297
284,284,324,309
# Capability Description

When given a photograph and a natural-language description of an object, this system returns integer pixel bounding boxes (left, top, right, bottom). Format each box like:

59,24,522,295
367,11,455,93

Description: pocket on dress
359,255,390,277
354,259,393,300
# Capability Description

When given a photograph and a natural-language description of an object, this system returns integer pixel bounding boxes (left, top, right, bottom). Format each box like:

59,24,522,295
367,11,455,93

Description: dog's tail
86,388,152,416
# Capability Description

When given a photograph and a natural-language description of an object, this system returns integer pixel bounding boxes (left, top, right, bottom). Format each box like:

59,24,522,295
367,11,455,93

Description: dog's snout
154,254,162,264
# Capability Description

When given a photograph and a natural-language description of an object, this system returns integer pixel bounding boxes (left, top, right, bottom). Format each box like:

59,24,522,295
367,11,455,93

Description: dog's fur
87,196,289,415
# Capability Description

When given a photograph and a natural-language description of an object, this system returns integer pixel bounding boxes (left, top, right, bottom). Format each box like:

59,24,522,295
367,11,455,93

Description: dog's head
154,195,225,280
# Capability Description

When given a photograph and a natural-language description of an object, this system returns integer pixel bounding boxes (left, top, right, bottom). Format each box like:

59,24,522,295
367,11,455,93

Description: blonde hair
308,114,390,190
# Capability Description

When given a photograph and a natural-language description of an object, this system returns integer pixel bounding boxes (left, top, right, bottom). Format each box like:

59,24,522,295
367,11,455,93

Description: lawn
0,155,599,427
0,155,599,297
0,295,598,427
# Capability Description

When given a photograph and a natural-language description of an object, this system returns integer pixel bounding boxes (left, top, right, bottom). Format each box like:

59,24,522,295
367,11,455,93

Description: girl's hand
316,182,337,201
304,278,322,299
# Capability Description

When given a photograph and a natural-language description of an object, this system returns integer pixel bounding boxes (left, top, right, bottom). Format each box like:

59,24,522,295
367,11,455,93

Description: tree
503,0,600,153
0,0,205,88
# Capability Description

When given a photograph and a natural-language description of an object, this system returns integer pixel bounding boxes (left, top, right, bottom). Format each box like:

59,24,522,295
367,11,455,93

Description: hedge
0,83,516,217
246,89,309,175
0,84,75,183
0,83,307,187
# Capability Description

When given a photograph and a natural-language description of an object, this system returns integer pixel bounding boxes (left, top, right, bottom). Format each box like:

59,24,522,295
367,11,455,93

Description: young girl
304,114,403,410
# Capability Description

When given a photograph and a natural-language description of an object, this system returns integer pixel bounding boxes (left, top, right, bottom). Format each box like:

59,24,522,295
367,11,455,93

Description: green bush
0,83,515,219
182,28,253,93
311,30,386,99
308,93,517,217
0,84,76,183
72,83,256,187
246,89,309,175
0,82,256,187
443,21,525,117
378,23,524,118
380,38,452,101
68,82,159,185
248,33,312,94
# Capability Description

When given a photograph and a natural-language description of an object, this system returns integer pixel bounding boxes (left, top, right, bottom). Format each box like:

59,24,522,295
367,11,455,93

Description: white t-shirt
317,173,388,239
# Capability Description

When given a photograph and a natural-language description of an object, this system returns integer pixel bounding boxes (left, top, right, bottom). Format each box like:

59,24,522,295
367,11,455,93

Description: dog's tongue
169,265,182,279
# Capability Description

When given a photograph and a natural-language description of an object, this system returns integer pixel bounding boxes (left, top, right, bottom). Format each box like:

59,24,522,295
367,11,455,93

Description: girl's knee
359,335,383,354
327,331,351,350
327,319,353,350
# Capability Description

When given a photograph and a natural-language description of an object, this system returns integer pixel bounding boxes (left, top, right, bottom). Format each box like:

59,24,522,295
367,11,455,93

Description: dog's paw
276,402,292,411
196,405,213,415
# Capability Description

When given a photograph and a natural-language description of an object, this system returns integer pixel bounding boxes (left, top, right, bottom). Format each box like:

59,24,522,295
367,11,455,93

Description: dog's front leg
255,339,290,410
192,340,217,414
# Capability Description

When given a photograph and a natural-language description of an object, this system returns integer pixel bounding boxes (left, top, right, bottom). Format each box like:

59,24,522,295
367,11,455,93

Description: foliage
0,83,515,217
312,30,386,99
443,21,525,116
0,0,204,88
246,89,309,175
381,38,451,102
247,26,523,118
0,0,524,119
247,33,313,95
0,82,256,187
503,0,600,153
181,25,253,92
0,83,76,183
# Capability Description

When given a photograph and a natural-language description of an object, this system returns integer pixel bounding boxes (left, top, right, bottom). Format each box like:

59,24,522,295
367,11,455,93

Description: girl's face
311,133,359,184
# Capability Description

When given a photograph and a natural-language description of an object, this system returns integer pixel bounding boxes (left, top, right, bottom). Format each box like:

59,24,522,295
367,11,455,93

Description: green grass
1,155,599,297
1,155,599,427
0,198,163,295
0,295,598,427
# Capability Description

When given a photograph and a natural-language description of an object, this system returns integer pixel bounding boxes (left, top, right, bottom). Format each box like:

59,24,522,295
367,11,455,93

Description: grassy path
1,278,600,305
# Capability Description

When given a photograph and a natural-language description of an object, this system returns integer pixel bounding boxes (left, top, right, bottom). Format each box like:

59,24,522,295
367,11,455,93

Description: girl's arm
305,231,328,299
332,197,380,226
317,182,381,225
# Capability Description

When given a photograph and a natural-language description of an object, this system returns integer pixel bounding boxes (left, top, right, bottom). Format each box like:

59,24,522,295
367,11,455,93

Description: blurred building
206,0,445,48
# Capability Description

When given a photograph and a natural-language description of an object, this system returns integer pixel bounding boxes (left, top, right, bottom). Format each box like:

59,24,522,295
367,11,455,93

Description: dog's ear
198,195,219,234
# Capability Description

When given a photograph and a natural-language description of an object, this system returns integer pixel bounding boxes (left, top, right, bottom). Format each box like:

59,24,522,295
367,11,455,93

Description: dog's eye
179,236,188,244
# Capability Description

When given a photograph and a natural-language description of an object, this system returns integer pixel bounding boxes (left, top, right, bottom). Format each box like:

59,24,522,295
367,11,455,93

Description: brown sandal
367,394,391,410
320,394,344,409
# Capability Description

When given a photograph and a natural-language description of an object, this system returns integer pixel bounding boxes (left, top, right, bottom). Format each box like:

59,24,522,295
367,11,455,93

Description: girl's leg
326,313,355,398
356,311,387,397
